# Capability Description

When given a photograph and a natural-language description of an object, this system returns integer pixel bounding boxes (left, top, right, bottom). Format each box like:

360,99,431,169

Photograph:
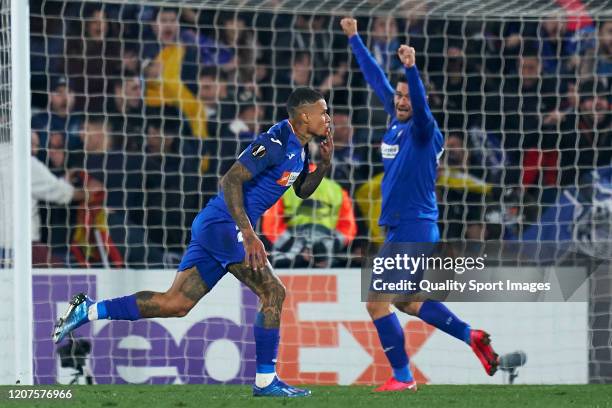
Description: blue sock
97,295,141,321
418,300,471,344
373,313,413,382
254,312,280,374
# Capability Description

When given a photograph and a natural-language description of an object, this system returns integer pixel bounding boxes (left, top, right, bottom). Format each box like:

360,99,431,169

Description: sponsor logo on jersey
381,143,399,159
277,171,301,186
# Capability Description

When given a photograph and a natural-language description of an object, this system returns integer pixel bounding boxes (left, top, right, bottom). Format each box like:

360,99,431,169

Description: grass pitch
1,384,611,408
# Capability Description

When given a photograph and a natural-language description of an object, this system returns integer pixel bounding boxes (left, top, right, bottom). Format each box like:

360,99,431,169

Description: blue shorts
385,220,440,244
178,210,245,289
369,221,439,295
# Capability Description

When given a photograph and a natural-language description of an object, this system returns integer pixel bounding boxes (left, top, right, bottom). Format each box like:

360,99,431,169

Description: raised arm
341,17,395,116
398,45,434,135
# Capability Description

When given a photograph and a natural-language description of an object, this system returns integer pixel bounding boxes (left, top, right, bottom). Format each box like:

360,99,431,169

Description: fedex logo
33,271,434,385
277,171,301,186
277,272,434,385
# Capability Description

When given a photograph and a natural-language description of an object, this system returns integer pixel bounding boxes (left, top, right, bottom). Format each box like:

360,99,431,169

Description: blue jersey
350,35,444,227
204,119,309,227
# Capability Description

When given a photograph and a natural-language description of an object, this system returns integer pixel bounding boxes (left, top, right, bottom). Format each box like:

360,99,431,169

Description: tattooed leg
135,267,209,318
228,262,286,328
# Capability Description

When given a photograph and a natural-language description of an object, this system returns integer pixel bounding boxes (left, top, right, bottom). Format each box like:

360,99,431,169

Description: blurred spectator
486,49,560,185
254,57,276,122
274,51,313,119
274,50,348,118
37,130,74,257
537,12,581,76
144,7,208,142
120,42,143,76
143,118,200,257
369,16,403,73
106,75,145,152
399,0,447,72
31,76,82,152
228,97,264,147
197,66,234,131
197,66,234,204
206,92,263,182
437,133,491,241
70,115,165,268
430,45,484,132
63,4,121,113
581,20,612,82
199,13,259,82
318,62,350,107
274,15,338,84
29,132,86,266
30,2,64,109
220,15,259,82
329,110,367,192
559,79,612,187
262,163,357,268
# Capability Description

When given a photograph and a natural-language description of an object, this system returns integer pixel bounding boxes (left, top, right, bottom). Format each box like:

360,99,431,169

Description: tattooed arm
293,162,331,199
221,162,268,270
221,162,254,233
293,136,334,199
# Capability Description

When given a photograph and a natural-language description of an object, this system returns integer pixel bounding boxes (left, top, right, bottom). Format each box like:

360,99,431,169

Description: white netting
23,0,612,385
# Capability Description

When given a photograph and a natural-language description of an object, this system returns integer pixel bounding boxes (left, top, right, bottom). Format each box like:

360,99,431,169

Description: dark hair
293,51,311,65
389,72,408,87
112,73,139,90
153,6,179,20
578,79,608,104
599,18,612,29
83,3,104,19
332,108,350,117
147,117,181,136
520,43,540,59
199,65,221,79
448,131,466,141
146,117,162,133
286,87,324,118
84,114,107,127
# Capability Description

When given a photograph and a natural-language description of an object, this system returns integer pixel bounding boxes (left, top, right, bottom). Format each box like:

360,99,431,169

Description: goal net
17,0,612,385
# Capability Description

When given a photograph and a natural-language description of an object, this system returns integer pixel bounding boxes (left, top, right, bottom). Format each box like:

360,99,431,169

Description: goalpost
0,0,33,385
1,0,611,385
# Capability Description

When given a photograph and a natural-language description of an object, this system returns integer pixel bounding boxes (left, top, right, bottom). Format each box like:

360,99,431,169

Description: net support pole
11,0,33,385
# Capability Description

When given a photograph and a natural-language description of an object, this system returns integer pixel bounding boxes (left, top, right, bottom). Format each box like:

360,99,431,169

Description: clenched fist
340,17,358,37
398,45,416,68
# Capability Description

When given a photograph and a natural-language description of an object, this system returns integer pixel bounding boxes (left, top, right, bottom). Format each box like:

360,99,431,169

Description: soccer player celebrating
53,87,333,397
341,17,498,392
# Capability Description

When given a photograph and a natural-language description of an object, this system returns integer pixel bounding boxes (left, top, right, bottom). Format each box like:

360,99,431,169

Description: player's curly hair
286,87,324,119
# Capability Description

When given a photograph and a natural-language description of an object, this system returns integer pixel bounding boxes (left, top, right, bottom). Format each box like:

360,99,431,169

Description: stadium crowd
28,1,611,268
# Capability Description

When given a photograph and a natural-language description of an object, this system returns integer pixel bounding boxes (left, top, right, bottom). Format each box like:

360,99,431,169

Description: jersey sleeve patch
238,132,285,177
251,143,267,158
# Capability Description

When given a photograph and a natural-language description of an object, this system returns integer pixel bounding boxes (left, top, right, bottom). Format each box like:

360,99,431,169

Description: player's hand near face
242,229,268,271
319,127,334,167
398,45,416,68
340,17,358,37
